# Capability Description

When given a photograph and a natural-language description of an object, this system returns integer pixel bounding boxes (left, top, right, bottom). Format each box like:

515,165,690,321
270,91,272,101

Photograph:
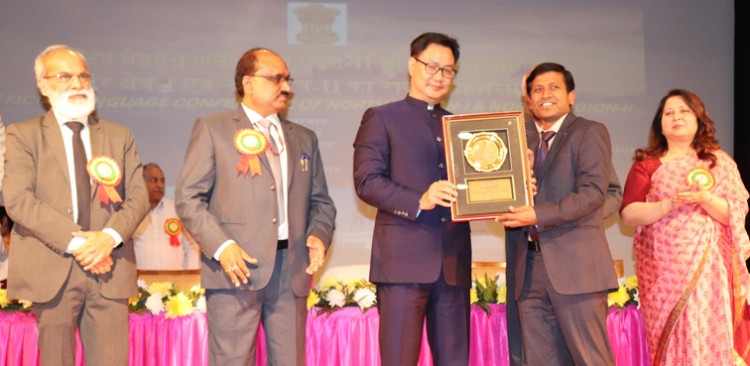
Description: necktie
529,130,555,243
257,119,285,226
66,122,90,231
536,130,556,171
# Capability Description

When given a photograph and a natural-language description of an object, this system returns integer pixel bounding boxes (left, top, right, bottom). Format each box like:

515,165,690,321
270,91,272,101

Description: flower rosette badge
87,156,123,204
686,168,715,190
164,218,183,247
234,128,269,176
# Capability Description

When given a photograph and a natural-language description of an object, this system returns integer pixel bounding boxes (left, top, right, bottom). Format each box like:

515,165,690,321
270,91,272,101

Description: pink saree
632,151,750,366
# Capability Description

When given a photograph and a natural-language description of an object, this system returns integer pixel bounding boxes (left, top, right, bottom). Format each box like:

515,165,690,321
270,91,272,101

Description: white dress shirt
213,106,289,259
133,197,200,270
53,112,122,252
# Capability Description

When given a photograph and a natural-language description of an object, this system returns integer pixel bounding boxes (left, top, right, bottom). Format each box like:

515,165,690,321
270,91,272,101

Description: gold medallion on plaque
461,132,507,172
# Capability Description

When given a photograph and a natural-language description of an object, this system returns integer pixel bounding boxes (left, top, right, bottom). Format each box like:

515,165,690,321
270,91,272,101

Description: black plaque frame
442,111,532,221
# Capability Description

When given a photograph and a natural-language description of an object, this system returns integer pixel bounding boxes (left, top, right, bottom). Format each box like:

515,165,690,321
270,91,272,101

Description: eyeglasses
414,58,457,79
249,74,294,86
42,72,94,85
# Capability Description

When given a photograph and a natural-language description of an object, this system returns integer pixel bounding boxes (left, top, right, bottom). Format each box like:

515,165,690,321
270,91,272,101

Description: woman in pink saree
621,89,750,365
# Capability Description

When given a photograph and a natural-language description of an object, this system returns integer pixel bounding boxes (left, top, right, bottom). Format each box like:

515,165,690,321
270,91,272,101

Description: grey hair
34,45,88,81
143,162,162,171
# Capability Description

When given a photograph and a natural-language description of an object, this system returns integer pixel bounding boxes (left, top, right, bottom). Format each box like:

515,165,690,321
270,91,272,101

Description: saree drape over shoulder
627,151,750,366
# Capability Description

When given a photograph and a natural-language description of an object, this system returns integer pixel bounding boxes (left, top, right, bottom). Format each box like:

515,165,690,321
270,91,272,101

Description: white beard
48,88,96,120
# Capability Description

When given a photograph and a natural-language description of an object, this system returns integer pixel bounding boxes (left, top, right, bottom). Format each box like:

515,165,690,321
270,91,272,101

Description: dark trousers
376,271,470,366
518,251,614,366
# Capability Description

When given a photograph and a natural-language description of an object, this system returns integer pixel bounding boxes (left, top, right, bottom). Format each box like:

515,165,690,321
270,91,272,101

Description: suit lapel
233,107,275,175
542,113,575,170
526,121,541,176
88,116,104,199
280,118,297,189
538,113,575,179
42,112,72,187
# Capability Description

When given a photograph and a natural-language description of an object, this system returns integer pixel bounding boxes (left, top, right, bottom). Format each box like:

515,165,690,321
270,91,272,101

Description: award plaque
442,111,532,221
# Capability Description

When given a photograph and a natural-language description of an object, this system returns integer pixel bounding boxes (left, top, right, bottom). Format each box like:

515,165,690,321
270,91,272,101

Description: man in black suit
353,32,471,366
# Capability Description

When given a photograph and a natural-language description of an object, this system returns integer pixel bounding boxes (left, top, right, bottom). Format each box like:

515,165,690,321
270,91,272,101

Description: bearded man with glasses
3,45,149,366
353,32,471,366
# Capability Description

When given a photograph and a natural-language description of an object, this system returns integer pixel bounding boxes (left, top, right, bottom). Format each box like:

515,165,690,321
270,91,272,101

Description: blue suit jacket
353,96,471,287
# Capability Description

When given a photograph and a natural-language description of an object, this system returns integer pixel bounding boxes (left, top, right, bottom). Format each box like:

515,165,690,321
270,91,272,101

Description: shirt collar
53,111,88,128
404,95,441,111
148,198,165,213
534,113,567,134
241,104,281,128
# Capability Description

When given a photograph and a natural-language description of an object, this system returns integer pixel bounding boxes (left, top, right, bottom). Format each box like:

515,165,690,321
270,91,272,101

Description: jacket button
441,217,447,222
272,218,277,223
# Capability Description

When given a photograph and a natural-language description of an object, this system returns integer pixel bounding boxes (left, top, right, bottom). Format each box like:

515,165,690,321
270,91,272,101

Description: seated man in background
134,163,200,270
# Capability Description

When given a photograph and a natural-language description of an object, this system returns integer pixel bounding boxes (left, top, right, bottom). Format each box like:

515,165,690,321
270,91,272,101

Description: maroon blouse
620,157,662,212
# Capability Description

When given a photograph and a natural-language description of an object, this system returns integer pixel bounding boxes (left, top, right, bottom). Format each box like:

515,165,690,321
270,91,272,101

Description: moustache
65,88,95,100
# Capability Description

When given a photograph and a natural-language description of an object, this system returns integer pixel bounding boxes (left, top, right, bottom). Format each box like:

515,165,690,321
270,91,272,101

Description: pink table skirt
0,304,648,366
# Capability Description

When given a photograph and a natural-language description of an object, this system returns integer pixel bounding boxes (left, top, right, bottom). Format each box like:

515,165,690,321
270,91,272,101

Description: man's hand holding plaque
420,180,458,210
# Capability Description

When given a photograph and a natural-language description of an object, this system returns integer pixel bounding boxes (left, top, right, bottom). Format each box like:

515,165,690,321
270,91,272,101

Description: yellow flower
321,276,341,290
165,292,194,319
607,286,629,307
470,288,479,304
496,284,507,304
19,299,33,309
129,296,140,307
0,289,10,307
307,291,321,310
624,275,638,291
347,279,359,289
148,281,173,295
189,285,205,296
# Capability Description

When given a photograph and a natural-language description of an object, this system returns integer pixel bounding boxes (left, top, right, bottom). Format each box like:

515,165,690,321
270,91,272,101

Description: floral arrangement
128,280,206,318
307,277,377,313
0,289,32,312
607,275,639,310
471,272,507,315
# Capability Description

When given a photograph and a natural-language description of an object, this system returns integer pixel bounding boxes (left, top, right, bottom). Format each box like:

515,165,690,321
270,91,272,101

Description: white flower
353,288,376,310
137,279,148,290
145,292,165,314
195,296,207,312
325,289,346,308
495,272,506,288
